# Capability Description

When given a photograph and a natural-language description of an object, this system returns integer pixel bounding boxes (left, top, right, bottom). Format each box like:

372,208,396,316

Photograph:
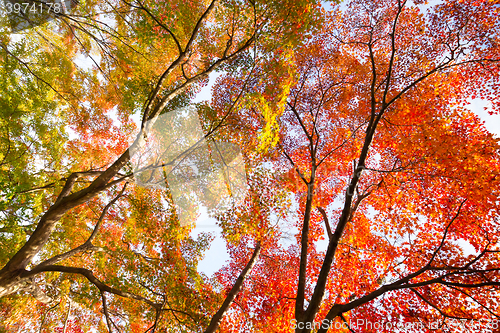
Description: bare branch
23,265,160,308
203,242,261,333
317,207,332,240
427,199,467,265
39,301,60,333
35,184,127,268
62,298,72,333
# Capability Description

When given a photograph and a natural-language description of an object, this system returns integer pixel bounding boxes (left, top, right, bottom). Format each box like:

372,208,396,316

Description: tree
1,0,500,332
210,0,500,332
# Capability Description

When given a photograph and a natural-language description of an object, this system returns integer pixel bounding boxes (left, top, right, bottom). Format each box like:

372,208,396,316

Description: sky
188,74,231,276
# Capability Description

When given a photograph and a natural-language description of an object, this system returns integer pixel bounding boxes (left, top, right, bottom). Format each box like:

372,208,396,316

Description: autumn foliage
1,0,500,332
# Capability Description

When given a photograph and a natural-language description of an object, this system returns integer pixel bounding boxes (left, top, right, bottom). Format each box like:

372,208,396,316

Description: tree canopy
1,0,500,332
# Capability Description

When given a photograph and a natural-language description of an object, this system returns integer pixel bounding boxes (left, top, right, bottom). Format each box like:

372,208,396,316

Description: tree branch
34,184,127,268
317,207,332,240
23,265,160,308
